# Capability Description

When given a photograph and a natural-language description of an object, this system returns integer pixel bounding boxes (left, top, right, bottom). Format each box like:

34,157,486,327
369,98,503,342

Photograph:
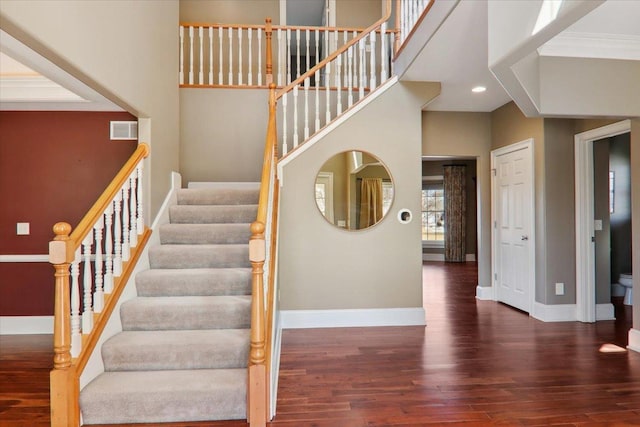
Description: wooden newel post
265,18,273,85
248,221,267,426
49,222,79,426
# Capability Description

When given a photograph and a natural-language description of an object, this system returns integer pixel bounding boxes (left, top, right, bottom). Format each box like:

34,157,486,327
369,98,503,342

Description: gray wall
610,133,632,283
278,81,440,310
594,140,611,303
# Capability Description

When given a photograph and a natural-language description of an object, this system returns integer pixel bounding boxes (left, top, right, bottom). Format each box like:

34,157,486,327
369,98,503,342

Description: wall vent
110,121,138,140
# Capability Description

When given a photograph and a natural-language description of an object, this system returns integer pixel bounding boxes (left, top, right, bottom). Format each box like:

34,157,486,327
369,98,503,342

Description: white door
493,141,534,312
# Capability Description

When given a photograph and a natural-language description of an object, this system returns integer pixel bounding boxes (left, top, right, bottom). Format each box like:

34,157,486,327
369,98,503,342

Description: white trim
422,253,475,262
187,181,260,190
628,328,640,354
575,120,631,323
422,240,444,249
0,254,48,262
280,307,426,329
491,139,536,315
422,175,444,182
539,32,640,61
475,285,494,301
531,302,576,322
269,313,282,419
595,303,615,321
277,76,398,184
0,316,53,334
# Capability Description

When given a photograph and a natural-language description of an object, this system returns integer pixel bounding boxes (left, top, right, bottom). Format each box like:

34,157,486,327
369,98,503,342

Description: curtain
444,165,466,262
359,178,383,228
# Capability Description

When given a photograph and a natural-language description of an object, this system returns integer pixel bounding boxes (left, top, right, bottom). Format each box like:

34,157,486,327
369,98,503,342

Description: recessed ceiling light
472,86,486,93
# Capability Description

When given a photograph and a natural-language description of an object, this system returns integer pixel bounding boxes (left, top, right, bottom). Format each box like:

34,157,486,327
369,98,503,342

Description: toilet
619,273,633,306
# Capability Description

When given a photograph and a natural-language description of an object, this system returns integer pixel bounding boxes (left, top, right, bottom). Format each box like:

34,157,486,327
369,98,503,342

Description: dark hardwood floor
2,261,640,426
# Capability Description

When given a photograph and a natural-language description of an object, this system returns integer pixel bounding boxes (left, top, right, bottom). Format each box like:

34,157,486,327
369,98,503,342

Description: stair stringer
80,171,182,392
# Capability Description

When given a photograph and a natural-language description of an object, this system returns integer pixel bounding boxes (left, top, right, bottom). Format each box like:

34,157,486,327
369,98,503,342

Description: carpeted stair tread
102,329,249,371
80,368,246,425
120,296,251,331
135,268,251,297
159,223,251,244
169,204,258,224
149,244,249,269
177,188,259,206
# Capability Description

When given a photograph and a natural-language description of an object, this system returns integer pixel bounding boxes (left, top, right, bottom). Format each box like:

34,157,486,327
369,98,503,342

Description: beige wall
180,0,280,24
278,81,439,310
336,0,382,27
180,89,268,183
0,1,180,219
422,111,492,288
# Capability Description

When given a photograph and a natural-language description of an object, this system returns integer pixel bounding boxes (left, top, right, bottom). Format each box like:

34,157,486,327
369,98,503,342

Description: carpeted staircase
80,185,259,425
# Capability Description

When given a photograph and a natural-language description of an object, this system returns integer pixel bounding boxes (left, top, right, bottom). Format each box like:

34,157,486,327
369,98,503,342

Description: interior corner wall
180,0,280,24
421,111,491,288
278,81,439,311
0,0,180,220
490,102,546,302
631,119,640,329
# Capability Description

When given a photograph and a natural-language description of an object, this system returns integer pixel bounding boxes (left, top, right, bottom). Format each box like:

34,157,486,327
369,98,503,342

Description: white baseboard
280,307,426,329
188,181,260,189
475,285,494,300
531,302,577,322
596,303,615,321
423,253,476,262
0,316,53,334
0,254,48,262
628,328,640,353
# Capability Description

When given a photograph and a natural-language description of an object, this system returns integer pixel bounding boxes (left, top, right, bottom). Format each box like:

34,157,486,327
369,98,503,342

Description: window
382,181,394,216
422,183,444,242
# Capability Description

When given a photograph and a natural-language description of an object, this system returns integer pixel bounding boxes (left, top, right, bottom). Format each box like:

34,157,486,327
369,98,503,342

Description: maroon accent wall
0,111,137,316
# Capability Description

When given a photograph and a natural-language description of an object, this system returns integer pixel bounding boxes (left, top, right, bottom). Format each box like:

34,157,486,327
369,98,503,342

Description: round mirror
314,150,394,230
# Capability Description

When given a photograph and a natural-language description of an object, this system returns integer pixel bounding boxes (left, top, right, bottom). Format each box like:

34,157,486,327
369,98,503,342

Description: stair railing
395,0,435,56
49,143,152,427
276,0,393,156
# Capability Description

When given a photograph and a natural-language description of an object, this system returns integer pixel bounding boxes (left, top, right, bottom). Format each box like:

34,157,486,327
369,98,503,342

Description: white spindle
228,27,233,85
343,31,349,85
293,85,299,148
359,38,365,99
305,29,310,77
277,29,283,86
353,31,358,88
296,29,301,79
324,29,329,85
218,26,223,84
348,44,354,107
93,217,104,314
315,30,320,133
337,51,343,115
136,163,144,235
282,92,288,154
198,26,204,84
179,26,184,84
113,191,122,276
189,26,194,85
129,172,138,248
81,231,93,334
121,181,130,262
209,27,214,84
257,28,262,86
286,29,292,84
70,248,81,357
248,28,253,85
325,57,331,125
370,30,376,89
304,77,310,140
381,23,387,82
238,28,243,85
104,204,114,294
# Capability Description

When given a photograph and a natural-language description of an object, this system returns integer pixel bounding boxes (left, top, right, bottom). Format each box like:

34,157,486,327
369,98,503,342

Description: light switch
17,222,30,235
594,219,603,231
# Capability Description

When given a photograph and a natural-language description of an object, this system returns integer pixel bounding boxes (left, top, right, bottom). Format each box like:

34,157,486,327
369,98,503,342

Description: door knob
521,235,529,241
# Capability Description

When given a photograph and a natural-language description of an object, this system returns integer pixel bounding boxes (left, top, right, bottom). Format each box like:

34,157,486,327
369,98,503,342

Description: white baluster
82,231,93,334
337,52,343,115
293,85,299,148
198,26,204,84
296,28,301,79
286,29,292,84
248,28,253,85
282,92,288,154
304,76,309,140
353,31,359,89
257,28,262,86
370,30,376,89
380,22,387,82
113,191,122,276
324,29,329,85
121,181,131,262
305,29,310,77
343,31,349,85
228,27,233,85
315,29,320,133
137,163,144,235
189,26,194,85
129,172,137,248
325,57,331,125
70,247,81,357
359,38,365,99
238,27,243,85
219,26,223,84
348,44,354,108
179,26,184,84
277,29,283,86
209,27,214,84
104,203,114,294
93,216,104,314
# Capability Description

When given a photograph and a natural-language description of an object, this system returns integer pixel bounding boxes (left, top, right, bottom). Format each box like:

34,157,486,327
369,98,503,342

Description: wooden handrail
69,143,149,248
276,0,391,99
394,0,435,59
